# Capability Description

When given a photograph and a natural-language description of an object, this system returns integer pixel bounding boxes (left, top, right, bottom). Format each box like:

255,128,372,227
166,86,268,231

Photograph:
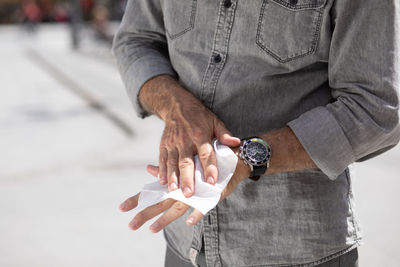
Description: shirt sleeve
112,0,178,118
287,0,400,179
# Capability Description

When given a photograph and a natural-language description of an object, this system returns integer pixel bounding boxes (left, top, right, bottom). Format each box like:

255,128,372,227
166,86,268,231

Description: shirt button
224,0,232,8
213,54,222,63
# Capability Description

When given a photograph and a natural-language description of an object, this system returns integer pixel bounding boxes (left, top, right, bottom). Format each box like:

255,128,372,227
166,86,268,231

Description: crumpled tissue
134,140,238,215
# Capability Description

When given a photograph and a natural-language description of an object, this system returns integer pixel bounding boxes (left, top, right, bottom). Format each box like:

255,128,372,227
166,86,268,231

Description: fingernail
160,178,167,185
170,182,178,191
119,203,126,210
186,217,194,225
184,187,192,197
150,222,160,232
207,176,215,184
129,220,138,230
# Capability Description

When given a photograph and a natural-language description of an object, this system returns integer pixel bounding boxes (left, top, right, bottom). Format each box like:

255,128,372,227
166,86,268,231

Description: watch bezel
240,137,271,167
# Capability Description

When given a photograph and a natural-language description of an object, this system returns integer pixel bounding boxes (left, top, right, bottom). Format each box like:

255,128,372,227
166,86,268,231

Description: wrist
139,75,181,120
232,146,251,180
139,75,204,121
259,127,318,174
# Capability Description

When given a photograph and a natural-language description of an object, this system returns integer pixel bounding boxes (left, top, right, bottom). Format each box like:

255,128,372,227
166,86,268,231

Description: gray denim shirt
113,0,400,266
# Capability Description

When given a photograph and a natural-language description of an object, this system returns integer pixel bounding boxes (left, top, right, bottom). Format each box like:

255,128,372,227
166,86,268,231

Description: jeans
165,245,358,267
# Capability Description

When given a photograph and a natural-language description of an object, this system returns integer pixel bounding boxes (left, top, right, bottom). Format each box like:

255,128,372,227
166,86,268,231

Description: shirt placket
200,0,237,110
189,220,203,266
198,1,237,266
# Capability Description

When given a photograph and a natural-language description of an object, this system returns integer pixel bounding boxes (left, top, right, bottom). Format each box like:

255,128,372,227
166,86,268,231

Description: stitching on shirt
200,0,224,104
166,0,197,40
192,221,203,251
255,0,324,63
203,213,217,267
200,58,216,105
272,0,326,10
201,0,235,108
345,168,361,242
212,208,223,267
209,0,238,110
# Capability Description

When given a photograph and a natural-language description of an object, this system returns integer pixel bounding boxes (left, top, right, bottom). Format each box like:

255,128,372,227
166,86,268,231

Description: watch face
243,138,271,166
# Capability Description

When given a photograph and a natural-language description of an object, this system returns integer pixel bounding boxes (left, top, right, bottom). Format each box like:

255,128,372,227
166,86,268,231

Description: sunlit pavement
0,24,399,267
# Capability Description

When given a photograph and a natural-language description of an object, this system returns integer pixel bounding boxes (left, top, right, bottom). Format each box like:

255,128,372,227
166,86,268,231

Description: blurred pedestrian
21,0,42,31
91,4,112,42
39,0,54,22
80,0,94,21
53,3,69,23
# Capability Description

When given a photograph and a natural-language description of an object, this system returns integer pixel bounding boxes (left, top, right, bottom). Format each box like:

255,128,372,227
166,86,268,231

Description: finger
129,199,175,230
119,193,140,212
186,209,204,226
197,142,218,185
149,201,189,233
146,165,159,178
159,147,168,185
167,149,179,192
178,147,195,198
214,118,241,147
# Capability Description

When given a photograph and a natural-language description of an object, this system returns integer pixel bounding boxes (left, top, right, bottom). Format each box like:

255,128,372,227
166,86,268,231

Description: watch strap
241,136,258,141
249,165,267,181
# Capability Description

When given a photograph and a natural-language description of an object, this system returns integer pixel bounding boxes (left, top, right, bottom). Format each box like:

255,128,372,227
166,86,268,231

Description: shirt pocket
163,0,198,40
256,0,326,63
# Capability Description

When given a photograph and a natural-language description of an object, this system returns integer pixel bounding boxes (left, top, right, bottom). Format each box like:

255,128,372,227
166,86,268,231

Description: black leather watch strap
249,165,268,181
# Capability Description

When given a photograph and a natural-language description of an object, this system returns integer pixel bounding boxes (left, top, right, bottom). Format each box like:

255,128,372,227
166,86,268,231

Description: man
113,0,400,266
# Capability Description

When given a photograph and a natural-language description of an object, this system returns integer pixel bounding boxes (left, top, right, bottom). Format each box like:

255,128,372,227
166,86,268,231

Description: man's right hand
139,75,241,197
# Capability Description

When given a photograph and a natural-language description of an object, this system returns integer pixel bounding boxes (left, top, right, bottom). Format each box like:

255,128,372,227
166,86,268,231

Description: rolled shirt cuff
287,106,355,180
121,55,178,118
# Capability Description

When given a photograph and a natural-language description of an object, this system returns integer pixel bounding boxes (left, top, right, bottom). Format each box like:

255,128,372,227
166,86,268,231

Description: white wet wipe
134,140,238,215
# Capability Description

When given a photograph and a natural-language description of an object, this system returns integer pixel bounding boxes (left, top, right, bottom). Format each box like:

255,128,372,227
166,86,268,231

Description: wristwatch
239,137,271,181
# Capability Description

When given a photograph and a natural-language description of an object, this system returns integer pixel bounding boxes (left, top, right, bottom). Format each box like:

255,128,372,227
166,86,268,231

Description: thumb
214,119,241,147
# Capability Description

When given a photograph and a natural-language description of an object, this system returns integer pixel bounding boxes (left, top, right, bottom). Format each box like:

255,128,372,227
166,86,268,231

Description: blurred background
0,1,399,266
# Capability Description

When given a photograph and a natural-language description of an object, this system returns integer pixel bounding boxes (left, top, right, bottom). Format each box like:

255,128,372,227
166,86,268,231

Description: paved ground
0,24,399,267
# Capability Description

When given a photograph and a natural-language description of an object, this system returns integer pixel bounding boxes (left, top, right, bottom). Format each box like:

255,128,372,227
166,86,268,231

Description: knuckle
159,167,167,175
173,202,186,213
179,158,193,169
159,145,168,153
161,134,170,145
135,213,144,222
155,201,165,210
163,133,175,146
159,154,167,164
199,149,212,161
163,140,172,149
168,179,177,187
167,136,175,146
167,157,178,167
192,128,207,142
177,139,188,150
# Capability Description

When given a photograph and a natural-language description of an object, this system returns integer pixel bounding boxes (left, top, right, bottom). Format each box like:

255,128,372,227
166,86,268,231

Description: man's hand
139,75,241,197
119,127,318,233
119,149,250,233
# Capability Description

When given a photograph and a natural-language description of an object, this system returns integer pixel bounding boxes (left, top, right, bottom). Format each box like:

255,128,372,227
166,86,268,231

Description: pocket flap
272,0,326,10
